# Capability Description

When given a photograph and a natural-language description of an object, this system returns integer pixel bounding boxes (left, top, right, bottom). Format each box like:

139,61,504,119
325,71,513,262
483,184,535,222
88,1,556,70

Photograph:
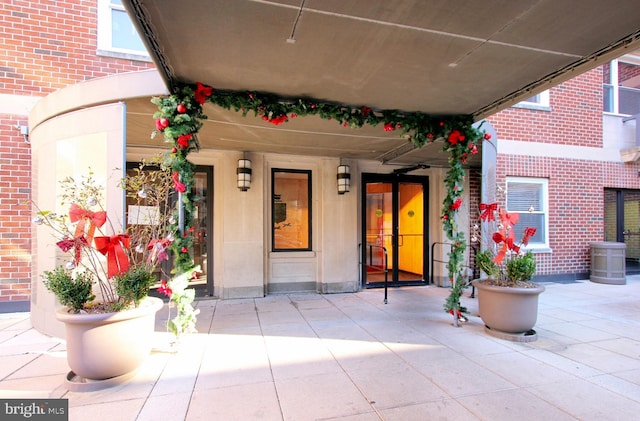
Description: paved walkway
1,277,640,420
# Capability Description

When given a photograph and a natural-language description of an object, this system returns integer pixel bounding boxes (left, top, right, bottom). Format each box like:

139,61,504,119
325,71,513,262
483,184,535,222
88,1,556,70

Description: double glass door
362,174,429,287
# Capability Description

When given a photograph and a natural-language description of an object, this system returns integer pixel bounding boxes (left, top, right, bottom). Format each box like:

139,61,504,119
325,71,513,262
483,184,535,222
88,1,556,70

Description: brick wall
1,0,154,95
484,67,640,280
0,0,154,303
489,69,603,148
0,115,32,302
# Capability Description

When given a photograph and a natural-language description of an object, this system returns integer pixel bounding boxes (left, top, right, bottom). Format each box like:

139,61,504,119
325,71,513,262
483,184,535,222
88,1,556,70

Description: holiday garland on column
152,82,486,324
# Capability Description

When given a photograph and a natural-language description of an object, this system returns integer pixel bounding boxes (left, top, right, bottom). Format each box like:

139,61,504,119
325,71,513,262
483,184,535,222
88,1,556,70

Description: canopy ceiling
123,0,640,169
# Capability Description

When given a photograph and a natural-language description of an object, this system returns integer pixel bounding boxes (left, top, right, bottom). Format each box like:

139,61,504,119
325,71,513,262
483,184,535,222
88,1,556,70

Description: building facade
2,1,640,333
0,0,153,310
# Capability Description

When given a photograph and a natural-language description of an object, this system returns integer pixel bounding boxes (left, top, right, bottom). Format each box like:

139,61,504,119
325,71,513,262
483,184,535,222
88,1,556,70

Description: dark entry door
126,164,214,297
605,188,640,274
362,173,429,287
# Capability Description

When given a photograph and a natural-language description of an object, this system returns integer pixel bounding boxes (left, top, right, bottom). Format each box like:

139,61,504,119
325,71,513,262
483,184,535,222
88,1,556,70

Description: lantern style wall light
237,157,252,191
337,164,350,194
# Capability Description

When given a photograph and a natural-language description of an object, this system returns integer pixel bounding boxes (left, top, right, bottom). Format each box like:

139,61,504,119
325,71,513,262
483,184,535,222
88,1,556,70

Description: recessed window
514,90,550,110
506,177,549,249
97,0,150,61
272,169,312,251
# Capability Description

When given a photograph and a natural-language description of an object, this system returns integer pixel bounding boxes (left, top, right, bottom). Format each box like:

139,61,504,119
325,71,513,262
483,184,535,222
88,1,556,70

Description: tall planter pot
472,280,545,340
56,296,163,382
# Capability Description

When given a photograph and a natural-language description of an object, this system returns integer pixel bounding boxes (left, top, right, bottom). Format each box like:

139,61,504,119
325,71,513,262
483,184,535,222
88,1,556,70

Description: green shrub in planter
113,266,156,311
506,250,536,283
42,267,95,313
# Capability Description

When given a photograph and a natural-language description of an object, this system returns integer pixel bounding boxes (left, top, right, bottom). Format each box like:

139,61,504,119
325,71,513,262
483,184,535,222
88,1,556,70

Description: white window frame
97,0,150,61
505,177,549,250
514,90,550,111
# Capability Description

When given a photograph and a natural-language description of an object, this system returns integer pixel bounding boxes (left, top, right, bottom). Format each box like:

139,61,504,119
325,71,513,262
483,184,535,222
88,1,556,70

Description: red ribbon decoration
521,227,537,246
69,203,107,244
94,234,130,278
147,238,172,263
56,236,88,265
479,203,498,221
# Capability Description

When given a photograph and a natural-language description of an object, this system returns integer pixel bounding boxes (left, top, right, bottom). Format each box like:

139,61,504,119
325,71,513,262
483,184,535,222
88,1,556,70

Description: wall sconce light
337,164,350,194
237,158,252,191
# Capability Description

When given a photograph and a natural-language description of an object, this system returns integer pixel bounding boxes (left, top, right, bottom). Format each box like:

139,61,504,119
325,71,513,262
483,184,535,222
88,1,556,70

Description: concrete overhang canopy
122,0,640,167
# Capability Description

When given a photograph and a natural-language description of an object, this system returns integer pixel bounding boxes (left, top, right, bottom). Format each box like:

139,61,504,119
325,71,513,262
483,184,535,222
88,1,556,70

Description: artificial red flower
172,172,186,193
194,82,213,105
448,130,465,145
177,134,192,149
267,114,288,125
383,122,396,131
361,106,372,116
450,197,462,211
158,280,172,298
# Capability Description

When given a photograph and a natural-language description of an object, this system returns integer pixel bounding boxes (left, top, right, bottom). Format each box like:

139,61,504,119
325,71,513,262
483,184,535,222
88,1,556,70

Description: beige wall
31,103,126,338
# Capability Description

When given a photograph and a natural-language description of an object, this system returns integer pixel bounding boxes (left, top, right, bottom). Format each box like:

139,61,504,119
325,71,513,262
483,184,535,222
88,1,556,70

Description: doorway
125,163,214,297
604,188,640,274
362,173,429,287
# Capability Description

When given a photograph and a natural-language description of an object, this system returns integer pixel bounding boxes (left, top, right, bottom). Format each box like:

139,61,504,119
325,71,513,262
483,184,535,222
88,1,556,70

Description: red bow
492,232,520,264
479,203,498,221
94,234,130,278
56,236,88,265
69,203,107,244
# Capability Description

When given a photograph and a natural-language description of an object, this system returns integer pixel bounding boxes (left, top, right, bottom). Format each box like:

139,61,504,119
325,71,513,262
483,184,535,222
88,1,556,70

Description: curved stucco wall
29,70,167,337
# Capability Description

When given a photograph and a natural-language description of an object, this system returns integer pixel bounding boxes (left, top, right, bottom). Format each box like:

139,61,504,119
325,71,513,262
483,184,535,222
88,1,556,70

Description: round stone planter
56,296,163,383
472,280,545,341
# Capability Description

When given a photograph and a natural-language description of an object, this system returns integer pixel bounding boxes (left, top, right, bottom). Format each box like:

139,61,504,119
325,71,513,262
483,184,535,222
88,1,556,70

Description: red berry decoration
172,147,177,153
484,133,492,140
160,118,170,128
176,104,187,113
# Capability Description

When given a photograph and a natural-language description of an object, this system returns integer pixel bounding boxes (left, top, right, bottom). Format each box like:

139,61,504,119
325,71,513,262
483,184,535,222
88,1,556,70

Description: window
272,169,312,251
603,58,640,115
97,0,150,61
514,90,550,110
506,177,548,249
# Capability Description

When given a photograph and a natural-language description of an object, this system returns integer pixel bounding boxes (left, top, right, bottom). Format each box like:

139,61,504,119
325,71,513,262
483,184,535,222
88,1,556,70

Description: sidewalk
1,277,640,420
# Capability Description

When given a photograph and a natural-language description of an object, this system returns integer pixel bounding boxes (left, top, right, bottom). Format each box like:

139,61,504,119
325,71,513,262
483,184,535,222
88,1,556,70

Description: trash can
590,242,626,285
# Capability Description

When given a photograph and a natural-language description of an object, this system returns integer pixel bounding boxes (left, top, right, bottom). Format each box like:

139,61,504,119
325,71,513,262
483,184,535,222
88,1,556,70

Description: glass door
605,188,640,274
362,174,428,287
126,164,214,297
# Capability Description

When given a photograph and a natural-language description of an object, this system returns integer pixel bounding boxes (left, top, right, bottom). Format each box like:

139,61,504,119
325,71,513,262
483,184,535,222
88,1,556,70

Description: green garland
152,83,485,321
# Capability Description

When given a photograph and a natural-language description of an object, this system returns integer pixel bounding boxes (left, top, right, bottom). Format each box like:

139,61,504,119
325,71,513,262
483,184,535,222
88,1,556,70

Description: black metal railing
360,243,389,303
430,242,478,298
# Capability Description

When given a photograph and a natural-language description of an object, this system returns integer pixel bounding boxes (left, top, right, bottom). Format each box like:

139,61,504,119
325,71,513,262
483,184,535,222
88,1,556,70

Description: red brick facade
0,0,153,303
485,68,640,280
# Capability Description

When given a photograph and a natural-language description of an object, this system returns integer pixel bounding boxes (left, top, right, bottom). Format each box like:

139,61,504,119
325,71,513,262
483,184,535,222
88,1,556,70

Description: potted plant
34,159,198,385
470,199,545,341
